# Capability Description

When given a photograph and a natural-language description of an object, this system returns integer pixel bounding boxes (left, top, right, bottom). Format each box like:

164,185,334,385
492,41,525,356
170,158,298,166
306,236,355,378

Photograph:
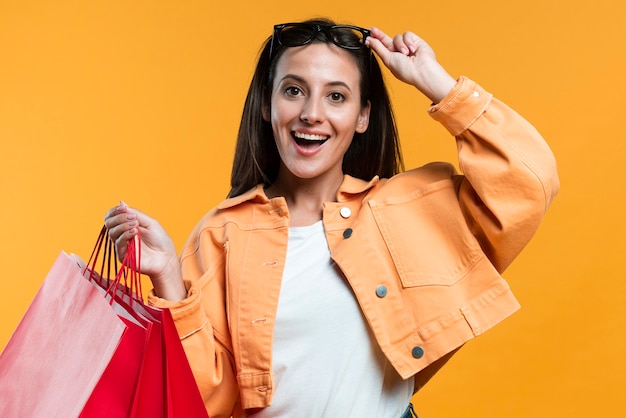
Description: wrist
413,60,456,104
151,257,187,301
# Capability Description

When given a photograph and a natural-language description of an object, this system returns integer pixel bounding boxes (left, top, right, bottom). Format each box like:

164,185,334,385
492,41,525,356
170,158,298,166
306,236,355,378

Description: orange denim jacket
149,77,560,418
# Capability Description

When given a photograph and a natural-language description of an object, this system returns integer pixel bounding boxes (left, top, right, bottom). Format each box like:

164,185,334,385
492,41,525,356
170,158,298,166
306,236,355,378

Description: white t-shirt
251,221,413,417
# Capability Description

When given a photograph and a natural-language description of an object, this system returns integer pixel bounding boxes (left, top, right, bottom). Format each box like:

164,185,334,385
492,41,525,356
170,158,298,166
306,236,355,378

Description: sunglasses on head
269,22,371,61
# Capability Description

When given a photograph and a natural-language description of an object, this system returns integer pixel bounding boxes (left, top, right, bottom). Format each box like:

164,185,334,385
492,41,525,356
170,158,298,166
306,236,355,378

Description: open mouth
293,131,329,147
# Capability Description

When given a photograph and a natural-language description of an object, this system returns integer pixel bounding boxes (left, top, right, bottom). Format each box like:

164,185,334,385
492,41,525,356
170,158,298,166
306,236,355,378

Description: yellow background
1,0,624,416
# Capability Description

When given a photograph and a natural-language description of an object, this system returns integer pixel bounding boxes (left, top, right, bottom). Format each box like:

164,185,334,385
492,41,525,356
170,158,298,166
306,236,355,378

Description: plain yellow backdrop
1,0,625,416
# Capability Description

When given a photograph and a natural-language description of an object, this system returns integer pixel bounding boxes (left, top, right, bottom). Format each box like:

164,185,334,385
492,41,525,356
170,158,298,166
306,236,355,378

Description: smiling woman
102,17,559,418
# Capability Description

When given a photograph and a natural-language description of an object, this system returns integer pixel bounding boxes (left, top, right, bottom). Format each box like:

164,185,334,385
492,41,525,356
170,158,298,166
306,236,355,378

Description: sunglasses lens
329,26,368,49
278,24,317,47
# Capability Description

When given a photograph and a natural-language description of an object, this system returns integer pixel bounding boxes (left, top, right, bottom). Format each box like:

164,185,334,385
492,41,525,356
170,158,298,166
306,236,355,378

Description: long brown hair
228,18,404,198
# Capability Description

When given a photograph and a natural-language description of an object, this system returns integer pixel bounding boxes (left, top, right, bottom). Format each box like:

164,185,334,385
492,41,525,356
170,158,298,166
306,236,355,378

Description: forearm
411,58,457,104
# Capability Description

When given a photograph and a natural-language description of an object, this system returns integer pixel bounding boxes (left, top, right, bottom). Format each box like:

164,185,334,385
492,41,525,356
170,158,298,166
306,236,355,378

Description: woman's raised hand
366,27,456,104
104,202,187,301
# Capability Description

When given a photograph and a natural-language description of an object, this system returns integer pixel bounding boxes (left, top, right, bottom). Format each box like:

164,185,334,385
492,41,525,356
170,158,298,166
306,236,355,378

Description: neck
266,172,344,227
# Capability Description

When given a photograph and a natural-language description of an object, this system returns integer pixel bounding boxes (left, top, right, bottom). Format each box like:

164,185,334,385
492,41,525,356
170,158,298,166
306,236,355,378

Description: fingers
102,202,179,281
366,26,449,97
366,27,393,51
104,201,140,254
367,27,421,57
366,27,394,64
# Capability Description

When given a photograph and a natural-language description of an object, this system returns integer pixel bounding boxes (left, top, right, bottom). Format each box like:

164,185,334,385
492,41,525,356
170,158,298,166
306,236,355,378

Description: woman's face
264,42,370,185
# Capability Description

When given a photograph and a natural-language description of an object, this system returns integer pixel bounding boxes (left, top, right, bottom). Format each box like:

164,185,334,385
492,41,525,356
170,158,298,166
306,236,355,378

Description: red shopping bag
0,252,127,418
141,304,210,418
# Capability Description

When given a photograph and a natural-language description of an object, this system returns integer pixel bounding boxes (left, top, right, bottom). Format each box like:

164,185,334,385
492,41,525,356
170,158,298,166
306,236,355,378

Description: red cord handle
84,225,143,304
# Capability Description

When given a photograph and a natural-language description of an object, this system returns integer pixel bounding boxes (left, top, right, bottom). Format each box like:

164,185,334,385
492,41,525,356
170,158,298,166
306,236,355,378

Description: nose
300,98,324,124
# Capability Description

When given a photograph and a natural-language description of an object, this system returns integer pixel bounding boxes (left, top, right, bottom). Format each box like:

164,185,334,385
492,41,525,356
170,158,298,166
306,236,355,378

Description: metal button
343,228,353,239
340,207,352,218
472,91,480,98
376,285,388,298
412,346,425,359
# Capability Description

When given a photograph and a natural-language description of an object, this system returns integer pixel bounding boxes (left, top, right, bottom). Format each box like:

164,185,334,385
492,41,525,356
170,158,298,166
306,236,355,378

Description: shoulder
184,184,287,249
191,185,272,229
371,162,460,197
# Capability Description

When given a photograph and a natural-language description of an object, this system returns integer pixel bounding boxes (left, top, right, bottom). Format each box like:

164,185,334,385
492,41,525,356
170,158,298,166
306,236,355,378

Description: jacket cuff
428,76,493,136
148,280,208,339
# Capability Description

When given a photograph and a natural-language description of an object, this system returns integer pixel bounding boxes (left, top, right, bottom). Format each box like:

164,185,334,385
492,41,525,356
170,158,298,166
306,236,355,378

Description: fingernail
126,213,136,220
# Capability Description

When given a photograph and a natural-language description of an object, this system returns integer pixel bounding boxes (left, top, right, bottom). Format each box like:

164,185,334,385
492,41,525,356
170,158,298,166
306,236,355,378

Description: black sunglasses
269,22,371,61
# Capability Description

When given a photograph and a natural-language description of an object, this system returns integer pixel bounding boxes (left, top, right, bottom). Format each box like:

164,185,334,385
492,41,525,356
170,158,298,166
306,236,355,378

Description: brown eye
329,92,346,103
285,86,303,96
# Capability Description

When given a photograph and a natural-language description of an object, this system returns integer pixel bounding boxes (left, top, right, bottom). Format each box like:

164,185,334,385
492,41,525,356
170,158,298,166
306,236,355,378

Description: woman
105,18,559,418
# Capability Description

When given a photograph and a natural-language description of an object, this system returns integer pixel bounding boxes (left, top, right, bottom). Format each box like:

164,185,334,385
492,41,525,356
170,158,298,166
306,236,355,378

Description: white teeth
294,132,328,141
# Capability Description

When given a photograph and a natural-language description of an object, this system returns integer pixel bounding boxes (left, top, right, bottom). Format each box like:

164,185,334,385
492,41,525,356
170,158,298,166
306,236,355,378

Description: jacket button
375,285,387,298
340,207,352,218
412,346,425,359
343,228,353,239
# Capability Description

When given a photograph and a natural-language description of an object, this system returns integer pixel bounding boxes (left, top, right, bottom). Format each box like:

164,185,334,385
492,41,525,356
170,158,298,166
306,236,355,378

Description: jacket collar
216,175,380,210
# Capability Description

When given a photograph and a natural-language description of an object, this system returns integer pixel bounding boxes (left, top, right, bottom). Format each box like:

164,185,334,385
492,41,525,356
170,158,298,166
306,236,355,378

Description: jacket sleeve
148,212,241,418
429,76,560,272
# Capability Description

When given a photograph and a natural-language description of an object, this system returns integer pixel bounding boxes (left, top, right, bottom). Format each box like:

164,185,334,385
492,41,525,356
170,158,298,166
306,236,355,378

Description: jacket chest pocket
369,180,483,287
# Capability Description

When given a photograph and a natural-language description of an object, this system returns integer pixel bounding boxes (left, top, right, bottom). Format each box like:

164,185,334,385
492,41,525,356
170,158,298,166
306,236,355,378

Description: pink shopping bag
0,252,127,418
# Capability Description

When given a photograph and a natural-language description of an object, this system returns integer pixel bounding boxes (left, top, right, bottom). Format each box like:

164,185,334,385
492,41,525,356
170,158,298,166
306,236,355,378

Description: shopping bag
0,252,127,418
142,304,210,418
80,226,209,418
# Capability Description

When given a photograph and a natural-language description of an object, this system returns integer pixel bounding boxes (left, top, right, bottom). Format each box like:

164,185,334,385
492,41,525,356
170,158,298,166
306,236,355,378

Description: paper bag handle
84,225,144,303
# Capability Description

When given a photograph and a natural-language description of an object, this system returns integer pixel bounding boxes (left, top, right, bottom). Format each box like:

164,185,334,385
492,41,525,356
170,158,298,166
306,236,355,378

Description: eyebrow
279,74,353,92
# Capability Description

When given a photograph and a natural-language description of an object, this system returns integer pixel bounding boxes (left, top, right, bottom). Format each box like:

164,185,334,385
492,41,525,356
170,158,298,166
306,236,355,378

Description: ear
355,100,371,134
262,99,271,122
